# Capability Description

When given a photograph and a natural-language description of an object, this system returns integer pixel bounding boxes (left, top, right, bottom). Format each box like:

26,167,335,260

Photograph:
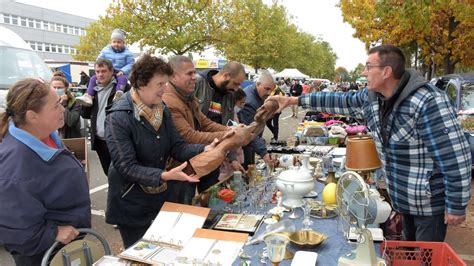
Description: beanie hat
111,29,125,41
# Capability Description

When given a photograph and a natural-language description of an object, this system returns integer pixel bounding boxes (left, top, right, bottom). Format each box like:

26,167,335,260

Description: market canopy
273,68,309,79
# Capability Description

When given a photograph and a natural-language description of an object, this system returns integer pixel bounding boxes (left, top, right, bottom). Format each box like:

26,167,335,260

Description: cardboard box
63,138,89,183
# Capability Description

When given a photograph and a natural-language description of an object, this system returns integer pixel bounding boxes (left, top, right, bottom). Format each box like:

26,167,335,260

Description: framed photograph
213,214,264,235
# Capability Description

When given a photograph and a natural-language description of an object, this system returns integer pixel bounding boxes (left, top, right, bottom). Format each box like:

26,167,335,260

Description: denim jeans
402,213,447,241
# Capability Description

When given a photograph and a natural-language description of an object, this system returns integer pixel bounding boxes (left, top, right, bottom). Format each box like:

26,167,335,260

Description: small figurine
276,190,283,207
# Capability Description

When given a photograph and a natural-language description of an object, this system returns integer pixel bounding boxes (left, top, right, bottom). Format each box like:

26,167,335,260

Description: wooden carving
185,99,279,177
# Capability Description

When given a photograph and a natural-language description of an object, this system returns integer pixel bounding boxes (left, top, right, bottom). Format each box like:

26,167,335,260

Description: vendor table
231,181,354,265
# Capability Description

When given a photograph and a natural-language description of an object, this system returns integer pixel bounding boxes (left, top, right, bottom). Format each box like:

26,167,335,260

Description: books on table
175,228,247,265
119,202,210,264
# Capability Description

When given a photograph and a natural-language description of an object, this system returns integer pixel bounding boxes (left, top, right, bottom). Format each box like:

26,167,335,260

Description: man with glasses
239,70,275,168
269,44,471,242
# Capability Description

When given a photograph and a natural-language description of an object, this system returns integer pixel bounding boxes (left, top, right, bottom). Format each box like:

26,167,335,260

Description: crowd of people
0,26,471,265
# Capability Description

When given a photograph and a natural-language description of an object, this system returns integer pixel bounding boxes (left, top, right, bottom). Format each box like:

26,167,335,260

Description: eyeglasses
364,63,386,71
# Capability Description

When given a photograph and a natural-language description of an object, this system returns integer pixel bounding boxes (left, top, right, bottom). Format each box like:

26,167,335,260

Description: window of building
80,29,86,36
45,43,51,52
71,48,76,55
51,44,57,53
35,20,40,29
12,15,18,25
3,14,10,24
74,27,79,35
58,45,63,53
20,17,27,27
62,24,67,33
64,46,70,54
29,41,36,50
37,43,43,51
28,18,34,28
56,23,61,32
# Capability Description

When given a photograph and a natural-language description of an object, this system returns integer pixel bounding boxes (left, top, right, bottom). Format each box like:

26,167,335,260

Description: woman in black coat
51,75,82,138
104,54,216,248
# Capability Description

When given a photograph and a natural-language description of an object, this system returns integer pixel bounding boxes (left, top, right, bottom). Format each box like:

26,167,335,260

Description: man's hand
204,138,219,152
266,95,298,113
162,162,200,182
60,95,68,105
231,160,246,173
262,153,272,165
445,212,466,226
56,225,79,244
116,71,124,76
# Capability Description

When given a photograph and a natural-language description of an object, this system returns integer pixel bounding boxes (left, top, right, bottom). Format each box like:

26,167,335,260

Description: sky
17,0,368,71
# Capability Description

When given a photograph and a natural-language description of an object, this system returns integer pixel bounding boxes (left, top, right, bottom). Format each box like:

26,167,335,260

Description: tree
335,67,349,82
73,0,338,79
349,63,365,82
339,0,474,77
216,0,291,72
72,19,113,61
217,0,337,78
106,0,226,55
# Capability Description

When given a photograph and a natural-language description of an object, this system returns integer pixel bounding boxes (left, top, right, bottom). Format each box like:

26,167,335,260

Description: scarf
131,88,163,132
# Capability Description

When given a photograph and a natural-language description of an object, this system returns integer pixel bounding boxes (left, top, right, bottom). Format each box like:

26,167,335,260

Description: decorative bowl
276,169,314,208
288,230,327,249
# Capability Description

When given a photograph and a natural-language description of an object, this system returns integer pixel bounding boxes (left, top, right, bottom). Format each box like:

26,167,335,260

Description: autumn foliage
339,0,474,77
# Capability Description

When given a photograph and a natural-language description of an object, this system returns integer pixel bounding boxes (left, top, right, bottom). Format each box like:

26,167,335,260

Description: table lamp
345,134,382,182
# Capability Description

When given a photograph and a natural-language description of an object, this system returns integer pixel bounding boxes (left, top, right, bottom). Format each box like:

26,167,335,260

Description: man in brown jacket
163,55,245,204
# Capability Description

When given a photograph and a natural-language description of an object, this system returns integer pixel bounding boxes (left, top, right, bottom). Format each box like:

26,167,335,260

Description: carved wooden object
185,99,279,177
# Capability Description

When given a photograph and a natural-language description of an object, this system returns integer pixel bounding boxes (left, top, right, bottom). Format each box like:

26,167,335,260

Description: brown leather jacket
162,84,229,144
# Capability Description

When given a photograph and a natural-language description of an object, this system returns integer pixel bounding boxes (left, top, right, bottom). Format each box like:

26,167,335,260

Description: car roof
437,73,474,83
0,26,32,50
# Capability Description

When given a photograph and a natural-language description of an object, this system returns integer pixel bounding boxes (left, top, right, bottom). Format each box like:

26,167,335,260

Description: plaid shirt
299,83,471,216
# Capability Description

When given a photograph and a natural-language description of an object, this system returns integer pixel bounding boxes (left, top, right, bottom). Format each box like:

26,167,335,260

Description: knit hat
111,29,125,41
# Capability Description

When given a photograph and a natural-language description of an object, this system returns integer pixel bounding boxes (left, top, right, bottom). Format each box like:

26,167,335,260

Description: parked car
0,26,52,112
431,73,474,167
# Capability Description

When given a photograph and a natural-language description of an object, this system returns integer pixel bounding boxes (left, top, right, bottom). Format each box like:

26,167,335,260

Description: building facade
0,0,95,61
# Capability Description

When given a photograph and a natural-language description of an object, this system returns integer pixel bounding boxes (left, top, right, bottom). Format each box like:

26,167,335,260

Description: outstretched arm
267,95,299,113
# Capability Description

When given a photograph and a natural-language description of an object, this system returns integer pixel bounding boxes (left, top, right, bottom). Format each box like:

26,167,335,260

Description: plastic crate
381,240,466,266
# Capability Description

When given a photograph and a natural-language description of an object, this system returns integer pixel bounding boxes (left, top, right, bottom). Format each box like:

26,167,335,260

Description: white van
0,26,52,111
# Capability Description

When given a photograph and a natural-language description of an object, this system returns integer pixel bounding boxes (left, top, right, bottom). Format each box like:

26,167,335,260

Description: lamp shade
345,135,382,171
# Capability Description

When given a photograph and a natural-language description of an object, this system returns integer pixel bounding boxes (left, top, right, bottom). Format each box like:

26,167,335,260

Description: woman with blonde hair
0,78,91,265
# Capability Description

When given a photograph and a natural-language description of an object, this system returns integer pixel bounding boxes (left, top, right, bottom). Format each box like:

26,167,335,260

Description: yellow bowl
288,230,327,249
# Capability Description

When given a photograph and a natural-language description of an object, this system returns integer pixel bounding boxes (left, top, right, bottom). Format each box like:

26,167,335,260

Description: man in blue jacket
270,44,471,242
239,70,275,168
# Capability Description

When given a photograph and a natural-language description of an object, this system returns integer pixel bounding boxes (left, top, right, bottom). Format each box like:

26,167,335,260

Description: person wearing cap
76,29,134,106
